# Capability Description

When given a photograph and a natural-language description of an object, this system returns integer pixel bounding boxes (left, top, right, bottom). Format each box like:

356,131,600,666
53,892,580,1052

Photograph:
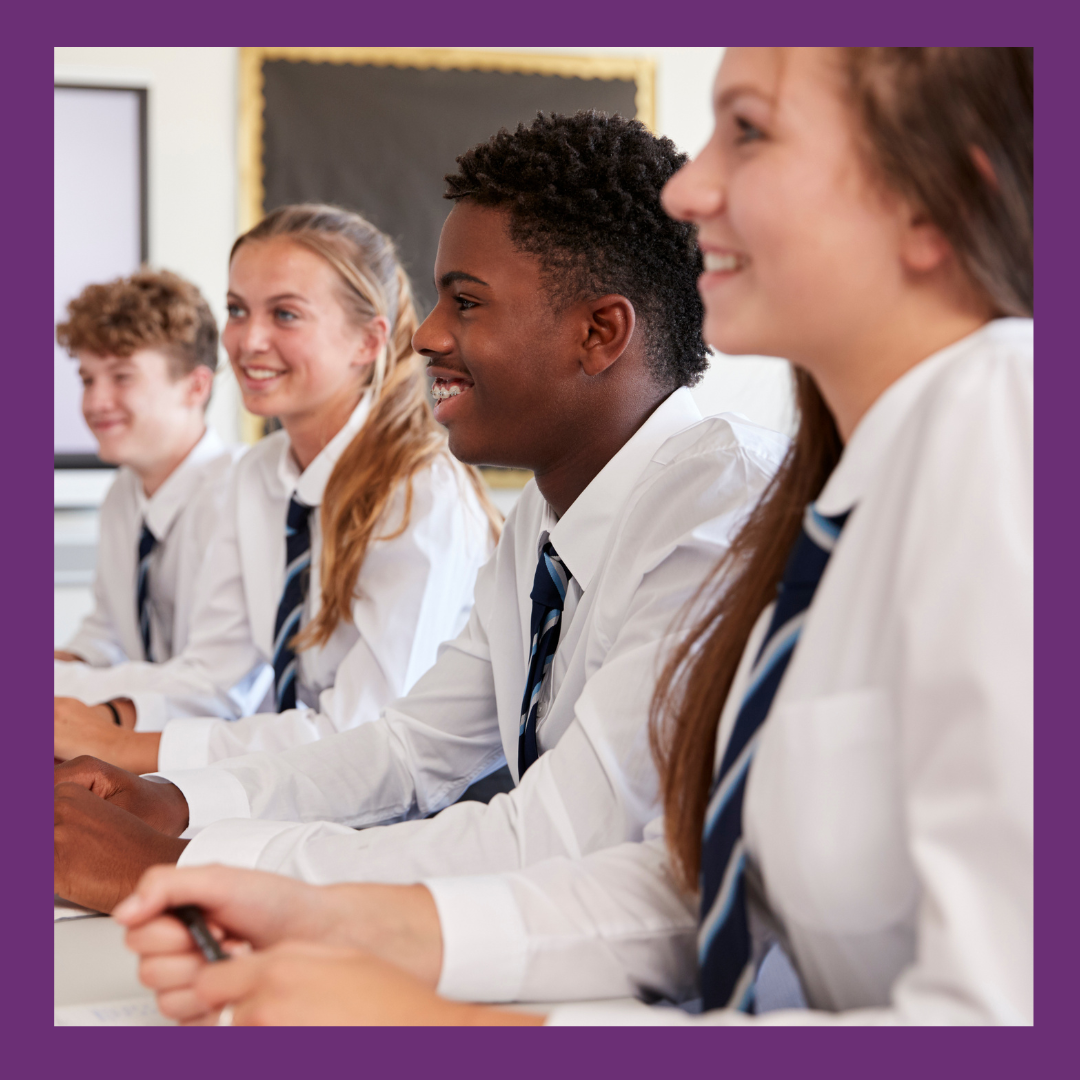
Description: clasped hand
54,756,190,912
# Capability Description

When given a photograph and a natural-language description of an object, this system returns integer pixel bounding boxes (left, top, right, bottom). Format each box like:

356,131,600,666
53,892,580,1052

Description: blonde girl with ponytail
54,204,500,774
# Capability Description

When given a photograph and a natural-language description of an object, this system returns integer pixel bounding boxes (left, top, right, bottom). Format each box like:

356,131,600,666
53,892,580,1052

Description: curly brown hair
56,268,218,377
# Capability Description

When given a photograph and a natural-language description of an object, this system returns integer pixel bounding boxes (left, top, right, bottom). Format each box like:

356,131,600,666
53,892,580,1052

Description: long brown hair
232,205,501,648
651,48,1034,890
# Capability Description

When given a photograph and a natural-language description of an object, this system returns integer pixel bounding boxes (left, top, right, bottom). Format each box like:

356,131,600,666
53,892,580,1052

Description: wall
54,47,243,445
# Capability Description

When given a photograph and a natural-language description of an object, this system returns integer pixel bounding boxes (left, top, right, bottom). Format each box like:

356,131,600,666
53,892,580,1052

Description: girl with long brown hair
117,48,1032,1025
54,204,500,774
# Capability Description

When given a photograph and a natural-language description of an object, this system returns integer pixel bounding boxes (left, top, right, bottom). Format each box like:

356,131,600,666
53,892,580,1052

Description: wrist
117,732,162,776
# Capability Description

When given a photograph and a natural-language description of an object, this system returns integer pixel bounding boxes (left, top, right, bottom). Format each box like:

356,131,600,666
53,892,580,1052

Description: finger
193,952,265,1010
139,952,205,994
156,987,216,1024
126,915,207,958
115,864,266,937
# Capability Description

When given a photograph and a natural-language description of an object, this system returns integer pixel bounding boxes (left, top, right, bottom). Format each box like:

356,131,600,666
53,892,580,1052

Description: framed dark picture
237,49,653,450
54,83,148,469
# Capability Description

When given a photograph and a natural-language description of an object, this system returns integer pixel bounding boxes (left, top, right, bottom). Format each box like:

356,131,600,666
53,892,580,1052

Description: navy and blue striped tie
272,495,313,713
698,503,851,1013
137,523,157,661
518,541,572,777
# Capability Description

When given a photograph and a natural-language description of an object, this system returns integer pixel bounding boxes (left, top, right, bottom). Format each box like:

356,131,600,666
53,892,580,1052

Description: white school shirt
58,429,239,667
161,387,788,881
55,395,495,765
426,320,1033,1025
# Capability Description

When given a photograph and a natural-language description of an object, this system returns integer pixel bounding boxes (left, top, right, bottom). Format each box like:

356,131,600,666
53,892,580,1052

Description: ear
354,315,391,369
898,204,953,276
185,364,215,409
579,295,636,377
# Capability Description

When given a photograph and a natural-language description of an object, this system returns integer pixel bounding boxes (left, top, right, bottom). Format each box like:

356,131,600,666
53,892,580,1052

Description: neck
138,421,205,498
532,385,670,518
806,288,993,443
283,385,365,472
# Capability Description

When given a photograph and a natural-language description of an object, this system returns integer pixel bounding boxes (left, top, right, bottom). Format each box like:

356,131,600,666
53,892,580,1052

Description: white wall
54,48,243,445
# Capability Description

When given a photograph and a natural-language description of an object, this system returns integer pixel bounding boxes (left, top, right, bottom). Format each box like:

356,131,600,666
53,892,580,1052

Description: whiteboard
54,85,146,460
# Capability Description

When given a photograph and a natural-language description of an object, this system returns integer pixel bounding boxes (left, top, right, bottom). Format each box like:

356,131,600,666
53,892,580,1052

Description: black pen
169,905,229,962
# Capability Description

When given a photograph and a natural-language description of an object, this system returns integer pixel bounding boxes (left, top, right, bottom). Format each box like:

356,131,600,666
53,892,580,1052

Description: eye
274,307,299,323
226,303,245,319
454,295,478,312
734,115,765,145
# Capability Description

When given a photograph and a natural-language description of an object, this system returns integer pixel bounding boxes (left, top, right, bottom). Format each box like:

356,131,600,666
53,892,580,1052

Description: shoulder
231,430,288,488
99,467,139,516
652,412,790,476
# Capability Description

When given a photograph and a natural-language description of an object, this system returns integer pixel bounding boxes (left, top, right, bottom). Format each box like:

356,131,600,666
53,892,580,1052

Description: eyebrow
715,84,774,111
226,291,310,304
437,271,490,290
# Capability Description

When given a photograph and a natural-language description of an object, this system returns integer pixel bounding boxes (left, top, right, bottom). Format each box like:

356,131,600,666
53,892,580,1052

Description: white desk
55,914,174,1025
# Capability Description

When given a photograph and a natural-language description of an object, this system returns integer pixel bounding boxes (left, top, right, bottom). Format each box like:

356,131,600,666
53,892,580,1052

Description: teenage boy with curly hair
55,114,788,930
55,270,241,679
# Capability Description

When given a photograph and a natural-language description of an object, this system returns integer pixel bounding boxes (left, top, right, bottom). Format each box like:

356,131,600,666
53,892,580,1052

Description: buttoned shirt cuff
425,874,529,1003
177,818,305,869
129,691,168,733
154,766,251,835
156,717,218,771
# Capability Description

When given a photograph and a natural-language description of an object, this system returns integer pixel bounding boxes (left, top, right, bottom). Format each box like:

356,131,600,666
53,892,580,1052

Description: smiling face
661,48,913,367
223,237,380,428
414,202,586,469
79,348,207,472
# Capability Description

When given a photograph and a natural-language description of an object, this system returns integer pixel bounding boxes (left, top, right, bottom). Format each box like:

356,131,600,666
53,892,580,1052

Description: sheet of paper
54,995,174,1026
55,896,102,921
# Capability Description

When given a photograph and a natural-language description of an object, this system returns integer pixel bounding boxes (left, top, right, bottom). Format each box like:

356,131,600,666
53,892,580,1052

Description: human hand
54,782,188,913
190,940,538,1026
116,865,447,1022
55,697,160,773
53,756,188,835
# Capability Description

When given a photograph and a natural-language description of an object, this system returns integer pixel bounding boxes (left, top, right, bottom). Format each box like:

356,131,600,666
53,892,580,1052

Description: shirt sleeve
168,590,507,869
174,479,745,884
51,466,270,725
428,827,699,1005
157,458,492,769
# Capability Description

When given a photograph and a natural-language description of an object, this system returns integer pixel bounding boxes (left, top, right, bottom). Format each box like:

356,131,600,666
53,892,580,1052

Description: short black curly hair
444,111,708,390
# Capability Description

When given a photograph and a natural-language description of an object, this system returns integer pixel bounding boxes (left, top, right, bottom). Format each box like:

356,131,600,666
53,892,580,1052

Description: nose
229,313,272,359
412,303,453,359
81,377,115,415
661,135,725,224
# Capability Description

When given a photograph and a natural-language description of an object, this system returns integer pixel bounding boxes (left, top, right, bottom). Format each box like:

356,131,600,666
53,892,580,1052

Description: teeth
432,381,470,402
244,368,282,381
703,252,742,273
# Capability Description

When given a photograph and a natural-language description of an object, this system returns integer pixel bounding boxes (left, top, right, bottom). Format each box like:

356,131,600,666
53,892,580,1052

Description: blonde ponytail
232,204,502,650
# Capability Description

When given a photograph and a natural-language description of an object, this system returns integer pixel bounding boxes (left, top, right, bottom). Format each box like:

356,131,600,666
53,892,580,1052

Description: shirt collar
816,318,1032,516
277,391,373,508
137,427,225,540
544,387,703,591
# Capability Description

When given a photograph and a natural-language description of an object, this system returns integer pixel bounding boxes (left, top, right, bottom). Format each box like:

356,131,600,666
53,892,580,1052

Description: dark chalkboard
251,54,645,316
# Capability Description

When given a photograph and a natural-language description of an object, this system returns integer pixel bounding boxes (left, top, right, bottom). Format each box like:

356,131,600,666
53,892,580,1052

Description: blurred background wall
53,47,794,646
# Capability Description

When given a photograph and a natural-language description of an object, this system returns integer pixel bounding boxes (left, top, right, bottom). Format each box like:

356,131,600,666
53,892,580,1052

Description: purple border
20,9,1059,1077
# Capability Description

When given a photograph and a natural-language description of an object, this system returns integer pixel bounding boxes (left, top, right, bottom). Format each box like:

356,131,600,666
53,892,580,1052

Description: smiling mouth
241,365,286,382
431,376,473,402
702,252,749,273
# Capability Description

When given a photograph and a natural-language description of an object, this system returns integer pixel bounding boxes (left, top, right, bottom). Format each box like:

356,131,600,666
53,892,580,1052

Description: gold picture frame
235,47,657,448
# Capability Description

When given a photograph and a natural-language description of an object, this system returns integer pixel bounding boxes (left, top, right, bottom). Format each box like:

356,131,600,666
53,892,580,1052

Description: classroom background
53,46,796,648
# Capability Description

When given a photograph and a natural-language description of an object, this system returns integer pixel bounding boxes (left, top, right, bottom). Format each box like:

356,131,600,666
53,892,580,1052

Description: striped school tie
272,495,313,712
518,541,572,777
698,503,851,1013
137,523,157,661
